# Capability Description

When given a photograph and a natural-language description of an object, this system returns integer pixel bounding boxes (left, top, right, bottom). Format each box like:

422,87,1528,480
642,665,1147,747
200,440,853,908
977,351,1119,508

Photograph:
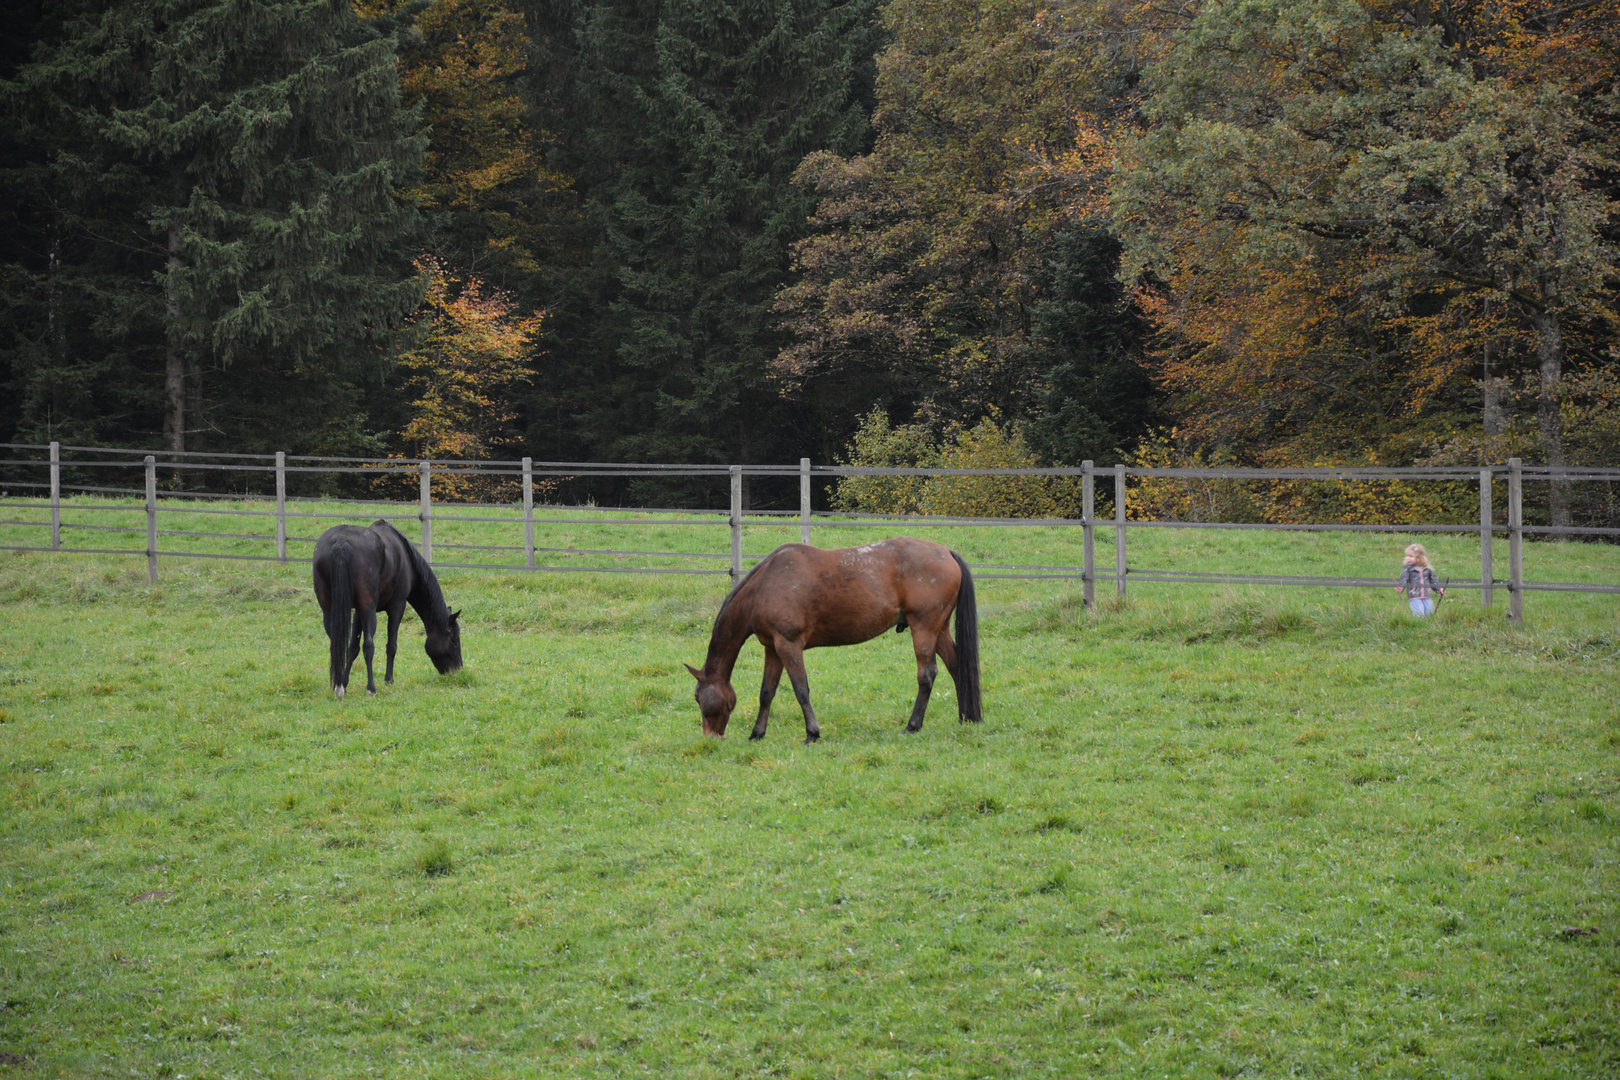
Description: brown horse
685,537,981,743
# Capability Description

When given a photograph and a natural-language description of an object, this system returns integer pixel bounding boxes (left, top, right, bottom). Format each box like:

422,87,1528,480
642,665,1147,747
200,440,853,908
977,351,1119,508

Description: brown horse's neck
702,587,753,683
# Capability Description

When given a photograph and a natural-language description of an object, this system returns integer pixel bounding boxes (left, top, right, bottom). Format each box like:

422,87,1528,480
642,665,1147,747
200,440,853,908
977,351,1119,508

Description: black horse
312,520,462,697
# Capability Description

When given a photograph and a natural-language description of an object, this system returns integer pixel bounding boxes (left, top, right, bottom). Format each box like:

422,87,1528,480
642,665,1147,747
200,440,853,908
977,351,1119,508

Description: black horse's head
685,663,736,736
426,609,463,674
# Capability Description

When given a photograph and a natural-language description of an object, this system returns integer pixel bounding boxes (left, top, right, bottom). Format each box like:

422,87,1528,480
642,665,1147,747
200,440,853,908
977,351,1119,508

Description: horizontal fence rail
2,445,1616,624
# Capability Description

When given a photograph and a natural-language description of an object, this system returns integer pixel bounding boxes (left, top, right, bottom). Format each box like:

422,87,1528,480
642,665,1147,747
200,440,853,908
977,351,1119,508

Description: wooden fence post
1081,460,1095,609
275,451,287,564
1114,464,1127,600
1507,457,1522,623
522,456,535,569
1479,468,1492,608
49,440,61,551
730,465,743,585
800,458,812,545
144,455,158,584
419,459,433,564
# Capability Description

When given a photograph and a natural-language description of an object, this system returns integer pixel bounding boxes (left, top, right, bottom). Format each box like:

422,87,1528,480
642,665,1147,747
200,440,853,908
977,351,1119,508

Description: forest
1,0,1615,517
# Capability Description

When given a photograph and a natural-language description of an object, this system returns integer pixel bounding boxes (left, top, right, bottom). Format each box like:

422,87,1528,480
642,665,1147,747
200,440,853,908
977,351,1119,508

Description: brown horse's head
685,664,736,736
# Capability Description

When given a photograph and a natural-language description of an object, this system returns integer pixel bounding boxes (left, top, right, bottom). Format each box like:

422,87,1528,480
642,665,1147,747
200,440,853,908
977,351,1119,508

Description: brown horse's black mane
714,545,779,622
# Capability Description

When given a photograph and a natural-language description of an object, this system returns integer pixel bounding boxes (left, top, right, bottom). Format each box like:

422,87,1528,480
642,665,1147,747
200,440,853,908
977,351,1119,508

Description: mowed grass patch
1,544,1617,1078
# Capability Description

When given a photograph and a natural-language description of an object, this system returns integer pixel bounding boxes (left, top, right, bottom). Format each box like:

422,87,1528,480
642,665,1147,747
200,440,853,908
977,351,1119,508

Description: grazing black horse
312,520,462,698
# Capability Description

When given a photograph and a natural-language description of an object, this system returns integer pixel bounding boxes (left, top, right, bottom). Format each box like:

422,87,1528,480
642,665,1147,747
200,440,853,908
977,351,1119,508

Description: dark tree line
1,0,1161,509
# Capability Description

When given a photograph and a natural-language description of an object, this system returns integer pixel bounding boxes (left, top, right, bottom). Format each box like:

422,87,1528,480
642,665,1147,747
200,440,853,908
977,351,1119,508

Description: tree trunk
164,215,185,455
1481,338,1507,438
1531,307,1570,533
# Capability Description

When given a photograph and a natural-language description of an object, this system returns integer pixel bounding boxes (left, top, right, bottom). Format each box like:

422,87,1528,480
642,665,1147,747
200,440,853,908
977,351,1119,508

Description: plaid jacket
1399,564,1440,599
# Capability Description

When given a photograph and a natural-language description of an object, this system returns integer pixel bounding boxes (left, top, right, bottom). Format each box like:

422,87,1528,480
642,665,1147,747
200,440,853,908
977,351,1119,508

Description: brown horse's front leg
751,648,783,740
777,644,820,744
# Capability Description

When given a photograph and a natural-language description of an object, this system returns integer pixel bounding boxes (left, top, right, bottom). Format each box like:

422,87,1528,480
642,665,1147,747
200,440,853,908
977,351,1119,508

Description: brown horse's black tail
950,551,982,722
325,540,354,692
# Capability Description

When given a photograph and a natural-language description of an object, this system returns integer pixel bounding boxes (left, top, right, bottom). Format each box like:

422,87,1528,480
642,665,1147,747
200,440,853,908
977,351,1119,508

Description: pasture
2,507,1617,1078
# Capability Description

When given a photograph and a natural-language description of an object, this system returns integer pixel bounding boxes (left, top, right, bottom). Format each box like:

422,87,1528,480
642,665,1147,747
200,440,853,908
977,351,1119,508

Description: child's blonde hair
1404,543,1429,568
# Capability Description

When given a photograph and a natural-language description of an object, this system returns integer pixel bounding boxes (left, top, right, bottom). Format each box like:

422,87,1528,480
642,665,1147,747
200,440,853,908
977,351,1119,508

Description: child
1396,543,1445,618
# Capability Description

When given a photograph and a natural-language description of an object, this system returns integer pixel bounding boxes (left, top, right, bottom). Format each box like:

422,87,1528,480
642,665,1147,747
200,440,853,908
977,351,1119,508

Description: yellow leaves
391,257,542,498
830,410,1077,518
356,0,559,278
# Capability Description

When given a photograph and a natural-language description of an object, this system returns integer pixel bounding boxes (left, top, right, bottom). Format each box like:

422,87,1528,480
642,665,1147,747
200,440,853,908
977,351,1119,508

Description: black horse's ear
684,663,702,680
450,609,461,621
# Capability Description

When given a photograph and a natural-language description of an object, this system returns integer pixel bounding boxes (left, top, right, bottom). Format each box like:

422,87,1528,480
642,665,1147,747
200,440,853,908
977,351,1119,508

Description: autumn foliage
391,257,541,499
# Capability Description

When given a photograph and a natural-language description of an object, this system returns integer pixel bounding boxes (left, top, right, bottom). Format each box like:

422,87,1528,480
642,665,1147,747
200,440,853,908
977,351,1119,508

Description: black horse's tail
325,541,354,694
950,551,982,722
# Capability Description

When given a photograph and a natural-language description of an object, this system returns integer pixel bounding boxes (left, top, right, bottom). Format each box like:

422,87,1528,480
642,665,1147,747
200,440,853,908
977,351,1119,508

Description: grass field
2,503,1617,1078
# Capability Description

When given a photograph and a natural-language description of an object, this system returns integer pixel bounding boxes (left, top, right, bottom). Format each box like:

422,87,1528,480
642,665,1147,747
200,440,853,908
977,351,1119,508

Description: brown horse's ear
685,663,702,680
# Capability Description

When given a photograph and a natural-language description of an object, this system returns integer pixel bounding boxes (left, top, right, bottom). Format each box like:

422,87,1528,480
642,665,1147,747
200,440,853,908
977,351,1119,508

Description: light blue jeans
1408,597,1436,618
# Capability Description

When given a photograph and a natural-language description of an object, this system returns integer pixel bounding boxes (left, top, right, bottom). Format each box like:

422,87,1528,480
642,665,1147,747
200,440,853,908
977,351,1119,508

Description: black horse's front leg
751,649,784,740
383,605,405,684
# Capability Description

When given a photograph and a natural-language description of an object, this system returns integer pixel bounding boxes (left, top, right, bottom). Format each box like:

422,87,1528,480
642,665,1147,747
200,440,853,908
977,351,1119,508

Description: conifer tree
528,0,882,486
0,0,425,452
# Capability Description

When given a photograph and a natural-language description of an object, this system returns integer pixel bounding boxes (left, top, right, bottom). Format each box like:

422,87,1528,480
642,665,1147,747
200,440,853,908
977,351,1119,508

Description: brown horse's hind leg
933,631,972,722
751,648,784,740
776,643,821,744
904,625,941,733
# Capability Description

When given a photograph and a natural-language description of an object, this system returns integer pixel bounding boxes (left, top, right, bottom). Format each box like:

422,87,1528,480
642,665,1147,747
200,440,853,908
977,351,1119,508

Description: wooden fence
2,442,1617,624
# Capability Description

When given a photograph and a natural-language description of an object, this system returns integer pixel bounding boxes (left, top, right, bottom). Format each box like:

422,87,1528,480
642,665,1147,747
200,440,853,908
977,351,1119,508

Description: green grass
1,515,1617,1077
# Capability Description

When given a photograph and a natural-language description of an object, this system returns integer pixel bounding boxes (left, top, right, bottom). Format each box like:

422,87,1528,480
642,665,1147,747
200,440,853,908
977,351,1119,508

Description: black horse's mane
374,519,451,623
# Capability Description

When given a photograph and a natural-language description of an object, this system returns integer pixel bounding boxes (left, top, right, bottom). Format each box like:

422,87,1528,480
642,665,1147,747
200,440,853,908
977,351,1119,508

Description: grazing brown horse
685,537,981,743
312,520,462,698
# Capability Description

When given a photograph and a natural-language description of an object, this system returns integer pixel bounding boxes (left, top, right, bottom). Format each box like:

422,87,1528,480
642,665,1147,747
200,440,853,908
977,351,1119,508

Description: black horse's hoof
803,733,820,745
904,723,923,734
368,688,377,697
749,730,766,741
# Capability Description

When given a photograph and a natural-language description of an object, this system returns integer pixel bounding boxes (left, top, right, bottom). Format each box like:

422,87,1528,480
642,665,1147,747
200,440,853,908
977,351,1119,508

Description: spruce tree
0,0,425,452
1023,228,1159,468
529,0,881,492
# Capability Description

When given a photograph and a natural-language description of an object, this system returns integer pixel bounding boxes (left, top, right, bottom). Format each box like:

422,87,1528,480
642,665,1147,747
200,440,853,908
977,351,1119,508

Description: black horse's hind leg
345,621,363,688
751,648,784,740
360,609,379,695
777,644,820,745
